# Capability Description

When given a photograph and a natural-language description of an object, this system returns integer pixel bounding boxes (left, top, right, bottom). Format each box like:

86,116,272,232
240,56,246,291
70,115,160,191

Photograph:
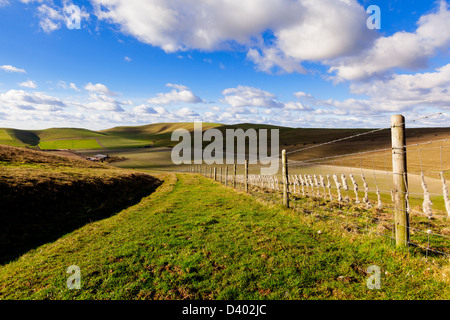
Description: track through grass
1,173,449,299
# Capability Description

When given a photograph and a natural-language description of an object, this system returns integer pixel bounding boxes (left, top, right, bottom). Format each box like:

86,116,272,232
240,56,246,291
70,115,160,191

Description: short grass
0,140,23,148
0,129,13,141
96,137,151,149
1,173,449,299
39,139,103,150
0,129,26,147
33,128,107,141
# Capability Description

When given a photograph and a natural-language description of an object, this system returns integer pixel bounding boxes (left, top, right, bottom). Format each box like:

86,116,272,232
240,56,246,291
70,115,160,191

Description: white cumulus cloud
222,85,284,109
58,81,81,91
84,93,125,112
18,80,37,88
0,89,66,111
329,1,450,81
0,65,26,73
84,82,116,96
147,83,203,105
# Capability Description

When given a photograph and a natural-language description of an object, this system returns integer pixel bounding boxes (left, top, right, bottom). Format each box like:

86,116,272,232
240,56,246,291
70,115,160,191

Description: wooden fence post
282,149,289,208
225,167,228,186
245,160,248,193
214,167,217,181
391,114,409,247
233,164,237,189
220,167,223,183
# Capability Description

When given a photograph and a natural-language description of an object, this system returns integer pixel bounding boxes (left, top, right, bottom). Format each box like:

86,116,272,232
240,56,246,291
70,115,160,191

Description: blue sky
0,0,449,130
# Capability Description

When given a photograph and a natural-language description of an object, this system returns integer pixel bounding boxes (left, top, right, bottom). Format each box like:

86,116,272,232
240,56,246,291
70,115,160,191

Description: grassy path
1,173,449,299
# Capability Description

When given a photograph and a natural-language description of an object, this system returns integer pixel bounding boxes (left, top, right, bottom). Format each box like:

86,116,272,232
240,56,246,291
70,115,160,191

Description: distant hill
1,123,450,166
102,122,223,147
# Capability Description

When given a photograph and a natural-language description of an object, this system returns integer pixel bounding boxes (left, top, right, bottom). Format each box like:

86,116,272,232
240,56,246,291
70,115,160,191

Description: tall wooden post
233,164,237,189
282,149,289,208
391,114,409,247
214,167,217,181
225,167,228,186
220,167,223,183
244,160,248,193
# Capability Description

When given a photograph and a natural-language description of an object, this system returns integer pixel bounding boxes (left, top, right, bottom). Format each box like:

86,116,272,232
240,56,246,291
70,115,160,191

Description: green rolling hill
102,122,224,147
0,123,449,172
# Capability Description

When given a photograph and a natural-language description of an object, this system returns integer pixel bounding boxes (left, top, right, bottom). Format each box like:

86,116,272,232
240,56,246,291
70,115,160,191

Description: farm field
38,139,104,150
86,147,175,171
96,137,151,149
1,172,450,299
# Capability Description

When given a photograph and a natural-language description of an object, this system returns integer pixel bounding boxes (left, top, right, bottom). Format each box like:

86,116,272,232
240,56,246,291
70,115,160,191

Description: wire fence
181,113,450,260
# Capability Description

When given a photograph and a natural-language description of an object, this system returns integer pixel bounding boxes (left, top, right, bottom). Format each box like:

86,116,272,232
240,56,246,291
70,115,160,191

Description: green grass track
1,173,449,299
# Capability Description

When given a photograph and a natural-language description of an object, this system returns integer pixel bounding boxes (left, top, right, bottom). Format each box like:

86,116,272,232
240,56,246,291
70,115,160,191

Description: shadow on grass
0,174,162,265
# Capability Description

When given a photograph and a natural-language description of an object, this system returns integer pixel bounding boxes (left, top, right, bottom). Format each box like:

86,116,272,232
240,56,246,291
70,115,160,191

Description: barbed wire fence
183,113,450,260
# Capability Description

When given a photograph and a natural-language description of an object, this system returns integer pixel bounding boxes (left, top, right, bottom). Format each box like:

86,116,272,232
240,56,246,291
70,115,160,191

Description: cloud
91,0,376,75
285,63,450,119
58,81,80,91
133,104,157,114
84,93,125,112
275,0,373,62
18,80,37,88
349,63,450,109
222,85,284,109
0,65,26,73
37,4,64,32
147,83,203,105
89,0,450,82
284,101,313,111
84,82,116,96
18,0,45,3
26,2,90,33
177,107,199,117
92,0,303,52
222,86,316,113
153,106,169,114
328,1,450,81
247,47,306,74
0,89,66,111
124,56,132,62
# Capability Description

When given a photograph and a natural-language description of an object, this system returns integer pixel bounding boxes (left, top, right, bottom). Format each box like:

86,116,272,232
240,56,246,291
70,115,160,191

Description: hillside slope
0,145,161,264
102,122,223,147
1,123,450,165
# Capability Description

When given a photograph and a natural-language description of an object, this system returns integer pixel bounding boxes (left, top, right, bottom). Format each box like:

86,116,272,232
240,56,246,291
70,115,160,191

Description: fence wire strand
182,112,450,261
